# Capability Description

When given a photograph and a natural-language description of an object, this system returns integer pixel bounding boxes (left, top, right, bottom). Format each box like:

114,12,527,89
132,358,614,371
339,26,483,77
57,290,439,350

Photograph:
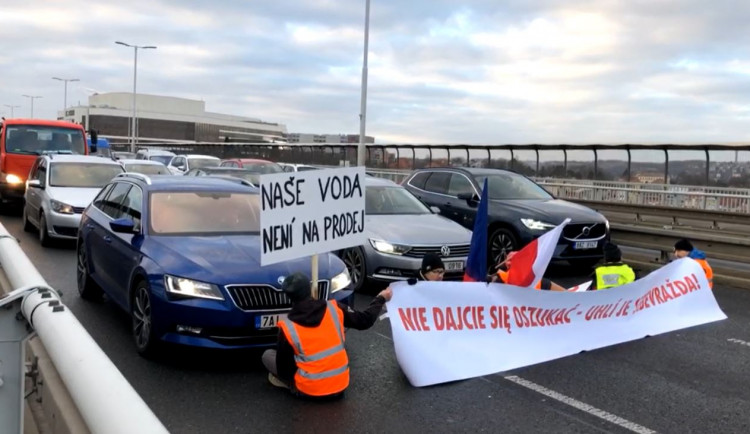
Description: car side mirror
430,206,441,215
110,217,136,234
27,179,43,189
457,192,479,206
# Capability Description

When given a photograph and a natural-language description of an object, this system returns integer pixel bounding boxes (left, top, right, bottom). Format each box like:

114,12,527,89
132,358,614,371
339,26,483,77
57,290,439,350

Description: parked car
119,159,169,175
23,155,125,246
220,158,284,174
185,166,260,186
167,154,220,175
134,148,175,166
337,177,472,292
278,163,318,172
403,167,610,267
76,174,353,355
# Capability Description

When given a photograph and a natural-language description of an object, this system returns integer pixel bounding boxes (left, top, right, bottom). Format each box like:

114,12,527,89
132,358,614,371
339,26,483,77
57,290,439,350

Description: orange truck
0,119,97,204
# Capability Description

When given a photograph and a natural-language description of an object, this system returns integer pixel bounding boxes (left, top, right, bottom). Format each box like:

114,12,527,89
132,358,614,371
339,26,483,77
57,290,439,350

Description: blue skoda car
77,174,353,356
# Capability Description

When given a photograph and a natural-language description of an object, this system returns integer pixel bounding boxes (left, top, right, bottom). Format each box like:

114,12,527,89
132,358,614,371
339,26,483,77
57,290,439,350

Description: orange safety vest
497,270,542,290
277,301,350,397
694,258,714,289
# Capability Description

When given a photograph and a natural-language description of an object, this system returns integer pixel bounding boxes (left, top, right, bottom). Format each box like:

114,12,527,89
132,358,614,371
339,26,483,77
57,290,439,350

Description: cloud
2,0,750,144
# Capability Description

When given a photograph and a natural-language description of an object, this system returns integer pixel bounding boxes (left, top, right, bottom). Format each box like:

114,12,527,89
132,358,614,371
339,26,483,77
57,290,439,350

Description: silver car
119,159,170,175
337,177,473,292
23,155,124,246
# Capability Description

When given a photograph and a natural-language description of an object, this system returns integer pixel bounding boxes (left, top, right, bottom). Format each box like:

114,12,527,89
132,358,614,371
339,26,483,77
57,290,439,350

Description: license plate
255,314,287,329
574,241,598,250
444,261,464,271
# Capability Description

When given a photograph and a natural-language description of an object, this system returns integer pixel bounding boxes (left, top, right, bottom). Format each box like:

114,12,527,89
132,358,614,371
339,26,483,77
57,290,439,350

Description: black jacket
276,296,386,385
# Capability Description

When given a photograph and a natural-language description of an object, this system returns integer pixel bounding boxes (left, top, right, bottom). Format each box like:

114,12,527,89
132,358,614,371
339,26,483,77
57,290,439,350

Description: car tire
22,206,34,233
132,280,159,358
340,247,367,293
77,239,103,301
569,257,601,270
38,211,52,247
489,227,518,266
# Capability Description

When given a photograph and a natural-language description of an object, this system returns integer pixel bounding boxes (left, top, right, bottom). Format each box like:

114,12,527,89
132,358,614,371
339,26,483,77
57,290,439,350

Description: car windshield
5,126,86,155
149,155,173,165
49,163,124,188
475,173,553,200
241,162,284,174
366,186,430,215
150,191,260,235
124,163,169,175
189,158,220,169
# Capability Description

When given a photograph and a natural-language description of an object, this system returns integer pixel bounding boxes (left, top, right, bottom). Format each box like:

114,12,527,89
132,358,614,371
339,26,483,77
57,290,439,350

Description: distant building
60,93,287,144
632,172,665,184
287,133,374,144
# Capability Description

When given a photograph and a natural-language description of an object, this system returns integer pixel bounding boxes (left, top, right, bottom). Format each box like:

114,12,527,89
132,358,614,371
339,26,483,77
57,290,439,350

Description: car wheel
77,239,102,300
489,227,518,266
132,280,159,358
22,206,34,232
38,212,52,247
341,247,367,292
569,257,601,270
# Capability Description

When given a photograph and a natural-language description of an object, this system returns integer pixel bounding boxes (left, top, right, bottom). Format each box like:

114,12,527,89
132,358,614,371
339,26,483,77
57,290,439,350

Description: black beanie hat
674,238,694,252
282,272,312,303
603,242,622,263
421,253,445,273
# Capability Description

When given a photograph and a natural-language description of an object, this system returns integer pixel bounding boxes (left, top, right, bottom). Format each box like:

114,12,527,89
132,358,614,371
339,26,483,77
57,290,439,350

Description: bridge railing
0,223,168,434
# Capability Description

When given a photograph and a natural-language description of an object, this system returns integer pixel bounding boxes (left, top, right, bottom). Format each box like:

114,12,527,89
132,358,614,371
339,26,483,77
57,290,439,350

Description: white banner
386,258,726,387
259,167,367,266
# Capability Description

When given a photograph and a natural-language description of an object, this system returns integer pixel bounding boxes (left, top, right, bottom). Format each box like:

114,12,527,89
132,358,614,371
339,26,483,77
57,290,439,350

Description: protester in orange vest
673,239,714,289
487,252,566,291
262,272,392,399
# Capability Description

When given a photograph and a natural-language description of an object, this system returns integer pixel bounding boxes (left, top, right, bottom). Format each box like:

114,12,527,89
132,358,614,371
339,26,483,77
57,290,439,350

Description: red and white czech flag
506,218,571,289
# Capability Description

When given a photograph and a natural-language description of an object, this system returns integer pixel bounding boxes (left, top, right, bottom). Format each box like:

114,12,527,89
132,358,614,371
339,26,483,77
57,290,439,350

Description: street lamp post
115,41,157,153
3,105,20,118
52,77,80,117
21,95,43,118
357,0,371,167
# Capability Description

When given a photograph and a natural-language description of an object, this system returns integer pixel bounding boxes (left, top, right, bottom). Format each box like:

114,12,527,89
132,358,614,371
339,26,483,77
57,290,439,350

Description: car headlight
521,218,556,231
605,219,610,231
369,239,411,255
50,199,74,215
330,268,352,293
164,275,225,301
5,174,23,184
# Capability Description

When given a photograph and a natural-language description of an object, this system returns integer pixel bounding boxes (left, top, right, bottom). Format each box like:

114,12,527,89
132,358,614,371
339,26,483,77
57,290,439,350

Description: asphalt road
2,212,749,434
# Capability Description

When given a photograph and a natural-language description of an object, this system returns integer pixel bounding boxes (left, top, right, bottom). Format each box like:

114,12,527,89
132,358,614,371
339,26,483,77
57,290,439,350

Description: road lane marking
728,338,750,347
503,376,656,434
374,331,655,433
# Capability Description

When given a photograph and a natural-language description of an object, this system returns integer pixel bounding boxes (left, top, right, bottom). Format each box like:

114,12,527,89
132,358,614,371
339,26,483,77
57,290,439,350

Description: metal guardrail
0,223,168,434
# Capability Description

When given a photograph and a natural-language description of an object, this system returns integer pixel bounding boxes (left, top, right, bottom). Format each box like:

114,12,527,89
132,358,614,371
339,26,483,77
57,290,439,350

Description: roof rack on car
208,175,256,187
116,172,152,185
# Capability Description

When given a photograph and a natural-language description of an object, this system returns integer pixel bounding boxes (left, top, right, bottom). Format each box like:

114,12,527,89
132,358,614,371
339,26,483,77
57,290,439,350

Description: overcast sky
2,0,750,145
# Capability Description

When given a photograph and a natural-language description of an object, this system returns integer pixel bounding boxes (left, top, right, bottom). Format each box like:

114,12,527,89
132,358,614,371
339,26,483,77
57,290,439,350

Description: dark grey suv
403,167,609,268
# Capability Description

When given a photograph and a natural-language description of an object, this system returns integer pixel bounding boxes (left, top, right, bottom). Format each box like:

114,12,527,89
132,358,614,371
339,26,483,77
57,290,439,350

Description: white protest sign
260,167,367,266
386,258,726,387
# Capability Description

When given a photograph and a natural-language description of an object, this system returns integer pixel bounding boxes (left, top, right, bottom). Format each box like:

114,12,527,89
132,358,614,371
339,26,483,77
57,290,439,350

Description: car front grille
403,244,471,258
227,281,330,311
73,206,86,214
562,223,607,240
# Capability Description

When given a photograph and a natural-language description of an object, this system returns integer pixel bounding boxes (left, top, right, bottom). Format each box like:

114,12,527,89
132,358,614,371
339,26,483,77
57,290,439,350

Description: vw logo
277,276,286,286
440,245,451,257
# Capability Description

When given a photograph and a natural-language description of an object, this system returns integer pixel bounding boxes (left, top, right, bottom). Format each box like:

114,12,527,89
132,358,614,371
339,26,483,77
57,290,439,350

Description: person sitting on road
673,238,713,289
263,272,392,399
488,252,566,291
592,242,635,290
